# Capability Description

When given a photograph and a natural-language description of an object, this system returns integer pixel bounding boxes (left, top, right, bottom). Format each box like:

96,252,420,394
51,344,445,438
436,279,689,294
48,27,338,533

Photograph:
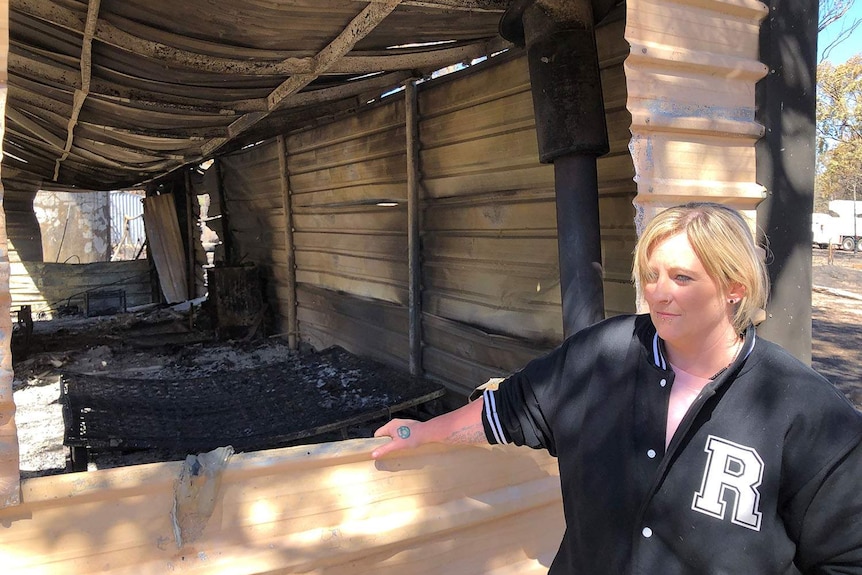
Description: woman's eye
674,274,692,283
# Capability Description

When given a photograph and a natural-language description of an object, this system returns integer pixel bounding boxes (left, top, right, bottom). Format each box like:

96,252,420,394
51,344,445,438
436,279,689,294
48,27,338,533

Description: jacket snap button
647,449,656,458
659,378,667,387
642,527,653,538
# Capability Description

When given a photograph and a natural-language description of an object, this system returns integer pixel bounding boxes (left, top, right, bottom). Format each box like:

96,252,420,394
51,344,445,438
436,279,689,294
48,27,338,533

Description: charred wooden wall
288,100,410,369
9,260,153,318
213,26,634,397
216,144,291,333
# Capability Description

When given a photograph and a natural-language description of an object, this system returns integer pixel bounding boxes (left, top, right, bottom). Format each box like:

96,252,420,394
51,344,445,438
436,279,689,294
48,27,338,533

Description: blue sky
818,1,862,63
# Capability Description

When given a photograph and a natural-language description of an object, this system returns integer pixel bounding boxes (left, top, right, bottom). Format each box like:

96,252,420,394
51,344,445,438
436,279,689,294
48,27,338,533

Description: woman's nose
651,275,672,302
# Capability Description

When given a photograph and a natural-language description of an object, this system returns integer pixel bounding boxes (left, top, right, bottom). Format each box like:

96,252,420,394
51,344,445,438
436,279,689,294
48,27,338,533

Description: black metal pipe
502,0,609,336
554,156,605,334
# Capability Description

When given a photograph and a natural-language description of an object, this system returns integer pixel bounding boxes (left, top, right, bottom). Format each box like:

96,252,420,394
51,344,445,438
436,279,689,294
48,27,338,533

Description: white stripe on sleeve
483,389,508,445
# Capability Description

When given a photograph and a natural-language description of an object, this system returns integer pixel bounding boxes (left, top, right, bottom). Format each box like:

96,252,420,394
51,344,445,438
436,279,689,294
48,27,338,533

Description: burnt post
501,0,610,337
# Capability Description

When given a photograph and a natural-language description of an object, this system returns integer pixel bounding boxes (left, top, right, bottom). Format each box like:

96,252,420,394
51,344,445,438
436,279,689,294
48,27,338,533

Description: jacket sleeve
788,429,862,574
480,315,641,458
480,343,569,456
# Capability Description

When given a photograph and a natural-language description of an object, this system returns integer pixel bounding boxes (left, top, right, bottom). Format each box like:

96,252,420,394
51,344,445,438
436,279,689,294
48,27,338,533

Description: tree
816,56,862,209
818,139,862,208
819,0,861,61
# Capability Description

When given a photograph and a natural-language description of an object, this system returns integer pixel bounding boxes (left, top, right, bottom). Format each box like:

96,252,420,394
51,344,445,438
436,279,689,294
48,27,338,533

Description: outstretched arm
371,397,487,459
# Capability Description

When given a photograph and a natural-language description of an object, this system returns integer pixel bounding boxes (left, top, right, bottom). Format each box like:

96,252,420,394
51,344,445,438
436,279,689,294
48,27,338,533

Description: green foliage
819,139,862,201
816,56,862,203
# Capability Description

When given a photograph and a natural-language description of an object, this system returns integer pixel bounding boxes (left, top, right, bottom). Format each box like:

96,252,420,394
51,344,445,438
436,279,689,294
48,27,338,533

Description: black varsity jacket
481,314,862,574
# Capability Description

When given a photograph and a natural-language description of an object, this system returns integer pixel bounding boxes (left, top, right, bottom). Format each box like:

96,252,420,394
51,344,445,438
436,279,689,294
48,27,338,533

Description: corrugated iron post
0,186,21,507
501,0,610,337
277,135,298,350
406,80,423,376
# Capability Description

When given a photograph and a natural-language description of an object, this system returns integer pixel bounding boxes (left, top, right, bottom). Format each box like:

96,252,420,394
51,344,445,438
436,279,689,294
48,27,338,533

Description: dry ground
810,247,862,407
12,248,862,478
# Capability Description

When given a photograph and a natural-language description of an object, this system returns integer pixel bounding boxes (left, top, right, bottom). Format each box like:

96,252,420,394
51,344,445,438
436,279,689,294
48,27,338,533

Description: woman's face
642,232,735,350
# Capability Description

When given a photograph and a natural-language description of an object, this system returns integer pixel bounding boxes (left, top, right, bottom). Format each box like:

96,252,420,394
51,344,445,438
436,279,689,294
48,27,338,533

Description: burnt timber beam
201,0,403,158
356,0,507,10
53,0,99,181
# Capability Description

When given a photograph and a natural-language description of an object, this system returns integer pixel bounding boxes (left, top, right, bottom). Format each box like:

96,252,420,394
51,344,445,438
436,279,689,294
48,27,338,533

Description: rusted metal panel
0,440,562,574
625,0,769,232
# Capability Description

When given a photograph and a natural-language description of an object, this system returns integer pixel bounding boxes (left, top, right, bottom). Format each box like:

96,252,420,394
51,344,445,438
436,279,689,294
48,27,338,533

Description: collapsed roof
4,0,510,191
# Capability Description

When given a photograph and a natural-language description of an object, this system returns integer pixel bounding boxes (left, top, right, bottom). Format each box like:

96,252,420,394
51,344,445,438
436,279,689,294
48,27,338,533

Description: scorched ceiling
3,0,509,191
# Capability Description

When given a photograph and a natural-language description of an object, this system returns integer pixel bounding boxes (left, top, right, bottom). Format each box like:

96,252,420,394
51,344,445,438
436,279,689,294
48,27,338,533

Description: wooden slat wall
219,141,291,328
599,16,641,317
216,21,635,397
418,21,636,394
9,260,153,318
417,56,561,394
287,100,411,366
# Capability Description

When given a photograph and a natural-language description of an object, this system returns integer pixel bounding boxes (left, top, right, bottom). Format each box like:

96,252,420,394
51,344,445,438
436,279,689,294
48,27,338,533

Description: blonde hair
632,202,769,333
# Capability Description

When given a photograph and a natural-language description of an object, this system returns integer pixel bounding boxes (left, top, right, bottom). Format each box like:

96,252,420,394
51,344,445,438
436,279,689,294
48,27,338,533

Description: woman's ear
726,282,746,304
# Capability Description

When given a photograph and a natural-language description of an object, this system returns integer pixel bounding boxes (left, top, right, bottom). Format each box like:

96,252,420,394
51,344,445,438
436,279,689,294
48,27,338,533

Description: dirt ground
11,248,862,479
810,247,862,407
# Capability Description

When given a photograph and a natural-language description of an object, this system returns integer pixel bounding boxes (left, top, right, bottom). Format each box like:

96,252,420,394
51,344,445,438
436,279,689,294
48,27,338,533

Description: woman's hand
371,399,487,460
371,418,422,459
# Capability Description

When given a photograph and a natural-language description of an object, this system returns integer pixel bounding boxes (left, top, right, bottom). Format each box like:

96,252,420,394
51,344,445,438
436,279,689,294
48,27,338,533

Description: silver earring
729,298,738,304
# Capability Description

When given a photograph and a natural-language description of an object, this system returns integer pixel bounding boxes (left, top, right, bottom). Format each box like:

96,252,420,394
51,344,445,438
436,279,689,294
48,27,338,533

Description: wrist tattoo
448,425,485,444
397,425,411,439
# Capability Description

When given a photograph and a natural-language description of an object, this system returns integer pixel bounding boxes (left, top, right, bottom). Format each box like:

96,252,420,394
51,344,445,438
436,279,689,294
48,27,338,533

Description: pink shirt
666,364,711,448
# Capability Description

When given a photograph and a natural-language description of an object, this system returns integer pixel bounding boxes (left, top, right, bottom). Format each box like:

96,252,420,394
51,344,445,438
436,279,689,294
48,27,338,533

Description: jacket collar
647,322,757,374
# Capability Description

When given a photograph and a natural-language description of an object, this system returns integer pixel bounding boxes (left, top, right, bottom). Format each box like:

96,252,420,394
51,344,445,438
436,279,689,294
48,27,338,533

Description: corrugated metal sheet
9,260,153,319
110,191,146,261
625,0,769,232
4,0,505,190
0,440,563,575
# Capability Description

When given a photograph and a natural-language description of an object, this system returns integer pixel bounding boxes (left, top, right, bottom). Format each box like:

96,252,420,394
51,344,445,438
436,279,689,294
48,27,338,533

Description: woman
373,202,862,574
